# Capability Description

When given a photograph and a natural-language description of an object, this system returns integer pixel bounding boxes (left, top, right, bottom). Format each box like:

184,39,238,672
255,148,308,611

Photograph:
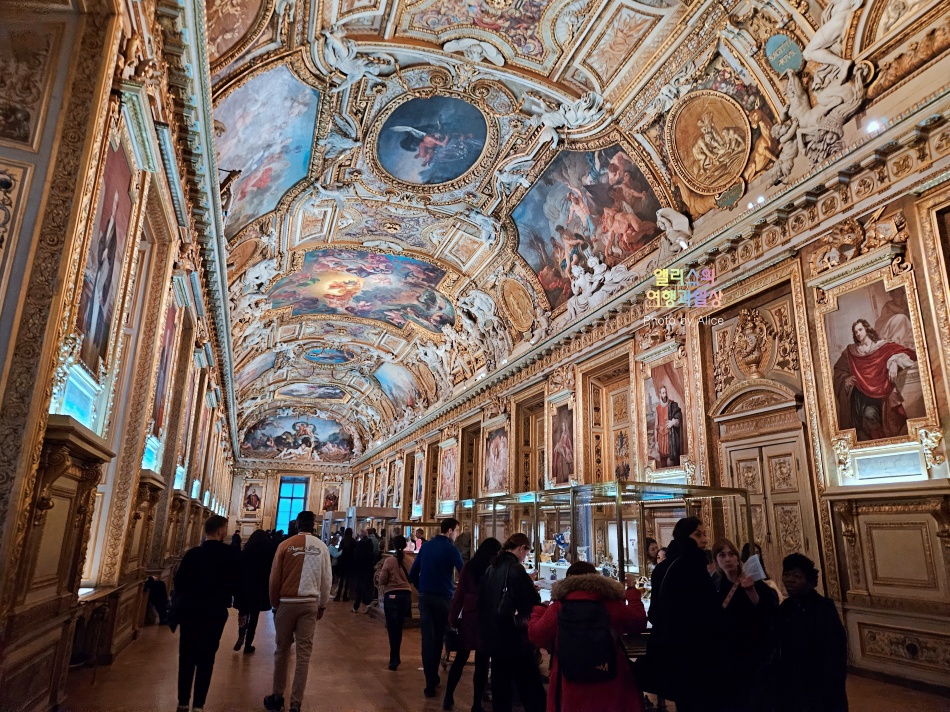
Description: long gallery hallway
63,601,950,712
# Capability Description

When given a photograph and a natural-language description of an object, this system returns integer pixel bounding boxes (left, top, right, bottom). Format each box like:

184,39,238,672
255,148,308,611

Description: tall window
276,477,309,534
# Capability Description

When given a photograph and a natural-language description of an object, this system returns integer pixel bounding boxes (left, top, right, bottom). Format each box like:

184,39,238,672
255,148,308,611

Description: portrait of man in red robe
833,318,918,441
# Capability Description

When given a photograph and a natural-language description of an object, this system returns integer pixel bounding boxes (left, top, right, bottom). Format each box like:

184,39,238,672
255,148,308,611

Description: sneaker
263,694,285,712
243,645,256,654
192,708,203,712
443,697,454,710
424,688,437,698
176,706,189,712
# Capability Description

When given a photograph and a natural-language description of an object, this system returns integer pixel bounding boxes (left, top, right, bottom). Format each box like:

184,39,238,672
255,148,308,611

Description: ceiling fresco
205,0,923,466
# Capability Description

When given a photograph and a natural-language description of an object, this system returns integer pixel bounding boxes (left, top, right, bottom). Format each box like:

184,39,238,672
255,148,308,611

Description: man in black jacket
479,532,544,712
352,528,377,614
776,553,849,712
173,515,239,712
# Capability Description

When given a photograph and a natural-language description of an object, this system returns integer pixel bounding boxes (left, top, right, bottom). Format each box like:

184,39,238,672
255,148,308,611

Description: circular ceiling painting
377,96,487,186
303,346,357,364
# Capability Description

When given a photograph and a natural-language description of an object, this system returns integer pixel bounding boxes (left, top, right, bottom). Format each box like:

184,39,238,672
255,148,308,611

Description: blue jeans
418,592,452,690
383,590,412,667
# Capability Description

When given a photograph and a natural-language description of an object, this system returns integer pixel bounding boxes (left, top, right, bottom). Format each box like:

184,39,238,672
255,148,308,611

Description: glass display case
535,488,573,595
473,492,540,573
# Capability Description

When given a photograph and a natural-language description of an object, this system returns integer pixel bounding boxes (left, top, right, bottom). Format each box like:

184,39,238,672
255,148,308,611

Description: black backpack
556,599,618,683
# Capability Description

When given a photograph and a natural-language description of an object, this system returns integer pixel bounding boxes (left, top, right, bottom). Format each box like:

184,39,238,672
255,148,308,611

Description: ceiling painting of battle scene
204,0,915,466
241,414,355,461
266,248,456,333
513,144,662,310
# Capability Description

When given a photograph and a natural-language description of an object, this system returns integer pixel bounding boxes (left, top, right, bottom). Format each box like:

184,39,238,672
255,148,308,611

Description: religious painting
483,426,509,495
642,360,688,470
393,460,404,511
413,452,426,514
513,144,662,310
614,429,630,481
241,414,354,462
376,95,487,185
548,403,575,487
206,0,266,65
267,248,455,333
242,481,264,517
150,303,178,437
666,90,751,196
76,139,136,374
322,482,341,512
275,383,346,400
404,0,548,62
0,23,60,150
303,346,357,364
374,362,423,411
438,443,459,504
214,64,319,239
815,270,934,445
235,352,275,391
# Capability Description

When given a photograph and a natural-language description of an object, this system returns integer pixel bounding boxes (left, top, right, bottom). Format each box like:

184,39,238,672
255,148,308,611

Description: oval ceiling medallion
374,95,488,187
665,90,751,196
499,278,535,333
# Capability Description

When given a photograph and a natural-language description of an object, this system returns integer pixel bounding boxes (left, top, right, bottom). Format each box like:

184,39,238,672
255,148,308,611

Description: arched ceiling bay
206,0,911,467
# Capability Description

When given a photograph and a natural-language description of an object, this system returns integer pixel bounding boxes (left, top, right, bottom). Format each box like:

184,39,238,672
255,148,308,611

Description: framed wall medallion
665,90,751,197
813,264,938,454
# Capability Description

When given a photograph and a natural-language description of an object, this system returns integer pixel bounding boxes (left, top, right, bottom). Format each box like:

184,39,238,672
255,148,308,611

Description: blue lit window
275,477,308,534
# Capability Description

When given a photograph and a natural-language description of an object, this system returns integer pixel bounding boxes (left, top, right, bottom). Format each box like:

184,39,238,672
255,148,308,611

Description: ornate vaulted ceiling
206,0,931,468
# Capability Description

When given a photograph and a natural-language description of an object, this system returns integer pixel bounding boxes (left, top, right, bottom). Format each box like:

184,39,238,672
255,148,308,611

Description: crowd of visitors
165,512,849,712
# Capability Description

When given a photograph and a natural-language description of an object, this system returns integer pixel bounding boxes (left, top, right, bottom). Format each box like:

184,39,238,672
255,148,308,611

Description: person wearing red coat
528,562,647,712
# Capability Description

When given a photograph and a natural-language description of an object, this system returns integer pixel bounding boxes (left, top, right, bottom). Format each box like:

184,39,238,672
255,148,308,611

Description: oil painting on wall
214,64,319,239
438,444,459,504
377,95,486,185
513,144,661,310
322,482,341,512
375,362,423,411
483,426,509,495
150,303,178,437
242,481,263,517
549,403,575,486
643,361,687,470
235,352,275,391
276,383,346,400
77,140,135,374
822,279,924,442
206,0,263,63
413,453,426,512
241,414,354,462
303,346,357,364
614,429,630,481
267,248,455,333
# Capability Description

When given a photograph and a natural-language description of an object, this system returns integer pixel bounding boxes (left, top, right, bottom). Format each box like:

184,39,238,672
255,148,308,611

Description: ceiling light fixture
866,120,882,133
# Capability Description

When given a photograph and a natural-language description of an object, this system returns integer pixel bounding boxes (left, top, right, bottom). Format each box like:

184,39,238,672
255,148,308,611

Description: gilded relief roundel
374,95,488,187
666,90,751,196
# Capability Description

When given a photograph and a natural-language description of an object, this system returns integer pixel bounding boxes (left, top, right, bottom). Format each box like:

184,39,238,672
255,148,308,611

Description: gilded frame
480,414,510,497
545,391,577,489
813,263,939,454
634,340,694,481
437,437,460,511
240,479,265,520
411,448,426,519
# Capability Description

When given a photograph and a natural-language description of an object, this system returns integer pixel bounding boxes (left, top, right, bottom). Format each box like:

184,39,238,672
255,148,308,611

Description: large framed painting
482,421,510,496
814,266,937,450
241,480,264,518
76,130,141,375
150,302,179,437
240,413,355,462
513,142,663,311
322,481,341,512
412,450,426,518
546,399,576,488
637,348,691,475
438,440,459,507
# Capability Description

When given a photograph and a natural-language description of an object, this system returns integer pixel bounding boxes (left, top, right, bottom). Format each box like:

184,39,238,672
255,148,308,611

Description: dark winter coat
353,536,377,574
447,559,484,652
337,537,356,576
173,539,239,623
478,551,541,653
644,538,718,703
529,574,646,712
235,537,274,613
776,590,849,712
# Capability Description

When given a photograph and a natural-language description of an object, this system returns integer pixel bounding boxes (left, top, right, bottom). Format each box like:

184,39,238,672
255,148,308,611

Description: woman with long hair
233,529,274,654
334,527,355,602
377,534,416,670
712,538,779,711
443,537,502,711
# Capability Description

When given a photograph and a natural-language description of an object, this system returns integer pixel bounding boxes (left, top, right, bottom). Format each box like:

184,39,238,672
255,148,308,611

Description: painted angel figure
389,126,450,166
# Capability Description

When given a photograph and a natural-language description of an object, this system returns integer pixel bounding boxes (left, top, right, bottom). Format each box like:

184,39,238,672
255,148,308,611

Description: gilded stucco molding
0,11,119,614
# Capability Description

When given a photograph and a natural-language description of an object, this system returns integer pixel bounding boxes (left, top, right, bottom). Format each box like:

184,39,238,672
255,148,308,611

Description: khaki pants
273,602,320,707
